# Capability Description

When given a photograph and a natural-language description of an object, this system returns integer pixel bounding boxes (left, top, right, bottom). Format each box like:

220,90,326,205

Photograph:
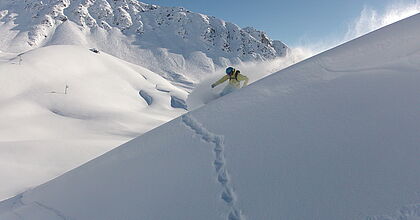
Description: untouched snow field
0,45,187,200
0,12,420,220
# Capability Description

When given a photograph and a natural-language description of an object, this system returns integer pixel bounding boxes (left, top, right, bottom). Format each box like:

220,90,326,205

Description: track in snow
181,114,244,220
0,194,70,220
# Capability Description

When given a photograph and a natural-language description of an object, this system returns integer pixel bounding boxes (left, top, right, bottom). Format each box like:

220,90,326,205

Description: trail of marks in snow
181,114,244,220
9,194,24,220
1,194,69,220
34,201,68,220
315,58,420,74
366,203,420,220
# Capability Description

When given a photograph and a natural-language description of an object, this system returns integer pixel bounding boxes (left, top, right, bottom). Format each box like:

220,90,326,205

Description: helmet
226,67,235,75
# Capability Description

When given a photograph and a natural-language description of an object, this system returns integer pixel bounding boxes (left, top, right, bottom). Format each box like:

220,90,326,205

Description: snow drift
0,45,186,200
0,11,419,220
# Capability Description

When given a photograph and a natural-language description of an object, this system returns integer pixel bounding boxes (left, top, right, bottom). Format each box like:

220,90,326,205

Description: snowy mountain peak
1,13,419,220
0,0,288,85
0,0,288,58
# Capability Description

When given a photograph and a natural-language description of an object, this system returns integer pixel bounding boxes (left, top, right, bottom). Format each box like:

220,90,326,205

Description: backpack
229,70,240,81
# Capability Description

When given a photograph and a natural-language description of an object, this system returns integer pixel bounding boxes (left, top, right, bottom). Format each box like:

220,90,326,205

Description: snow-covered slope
1,11,419,220
0,0,288,86
0,45,187,200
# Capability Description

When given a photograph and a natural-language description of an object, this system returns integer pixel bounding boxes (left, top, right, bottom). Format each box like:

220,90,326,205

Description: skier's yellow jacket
212,72,249,88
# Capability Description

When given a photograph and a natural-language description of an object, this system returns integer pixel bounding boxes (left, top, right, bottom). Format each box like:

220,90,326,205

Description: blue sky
141,0,417,46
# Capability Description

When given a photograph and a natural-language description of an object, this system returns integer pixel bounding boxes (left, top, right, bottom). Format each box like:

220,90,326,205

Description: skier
211,67,249,96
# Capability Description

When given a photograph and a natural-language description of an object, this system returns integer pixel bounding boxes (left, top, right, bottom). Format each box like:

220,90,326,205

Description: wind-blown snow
0,45,187,200
1,12,419,220
296,3,420,55
345,2,420,40
0,0,297,204
187,48,309,110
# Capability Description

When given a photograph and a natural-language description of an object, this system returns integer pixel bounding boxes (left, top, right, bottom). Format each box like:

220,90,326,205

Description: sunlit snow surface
0,45,187,200
1,13,419,220
0,0,288,86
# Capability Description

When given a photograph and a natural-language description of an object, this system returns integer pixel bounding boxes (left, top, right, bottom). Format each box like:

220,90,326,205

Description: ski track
2,194,70,220
315,57,420,74
367,203,420,220
10,194,24,220
181,114,244,220
34,201,68,220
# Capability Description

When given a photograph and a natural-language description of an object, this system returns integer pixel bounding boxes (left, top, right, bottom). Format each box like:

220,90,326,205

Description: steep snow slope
1,12,419,220
0,0,288,86
0,45,187,200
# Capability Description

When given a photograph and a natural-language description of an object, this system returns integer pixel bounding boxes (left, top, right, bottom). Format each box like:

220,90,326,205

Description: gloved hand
211,84,215,88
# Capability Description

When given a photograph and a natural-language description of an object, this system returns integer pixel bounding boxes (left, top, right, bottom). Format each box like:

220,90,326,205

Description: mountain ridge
0,0,289,86
0,12,419,220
